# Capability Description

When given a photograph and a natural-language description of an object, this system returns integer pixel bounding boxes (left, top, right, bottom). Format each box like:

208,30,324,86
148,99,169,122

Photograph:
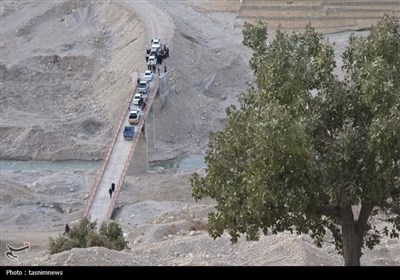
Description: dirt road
121,0,174,65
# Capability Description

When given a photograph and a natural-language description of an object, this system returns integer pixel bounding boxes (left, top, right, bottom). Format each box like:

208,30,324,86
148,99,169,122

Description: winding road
122,0,174,64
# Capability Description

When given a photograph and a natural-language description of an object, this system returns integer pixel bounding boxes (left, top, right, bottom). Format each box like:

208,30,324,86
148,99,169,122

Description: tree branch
355,202,374,237
317,204,340,219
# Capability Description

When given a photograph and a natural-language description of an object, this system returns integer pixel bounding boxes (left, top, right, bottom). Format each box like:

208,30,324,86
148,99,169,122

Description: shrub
49,217,128,254
99,221,128,250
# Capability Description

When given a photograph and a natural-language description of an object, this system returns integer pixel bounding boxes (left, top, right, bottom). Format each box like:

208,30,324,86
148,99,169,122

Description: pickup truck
123,126,135,140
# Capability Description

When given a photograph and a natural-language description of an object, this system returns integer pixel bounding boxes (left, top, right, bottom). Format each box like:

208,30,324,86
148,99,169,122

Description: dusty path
120,0,175,66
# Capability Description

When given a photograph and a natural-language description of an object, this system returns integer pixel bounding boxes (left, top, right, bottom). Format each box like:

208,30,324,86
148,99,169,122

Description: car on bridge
137,80,149,94
143,70,153,82
132,93,143,107
123,125,135,140
128,109,141,125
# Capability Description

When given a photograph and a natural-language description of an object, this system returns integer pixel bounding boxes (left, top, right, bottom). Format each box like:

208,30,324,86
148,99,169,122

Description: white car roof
144,70,152,74
134,93,141,98
130,110,139,114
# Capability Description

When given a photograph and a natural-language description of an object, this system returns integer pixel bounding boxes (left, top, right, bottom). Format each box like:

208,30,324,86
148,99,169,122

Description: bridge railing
83,71,138,218
105,75,160,220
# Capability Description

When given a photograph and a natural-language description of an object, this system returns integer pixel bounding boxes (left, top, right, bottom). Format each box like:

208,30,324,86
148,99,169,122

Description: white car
128,109,141,125
143,70,153,82
132,93,142,106
150,48,158,57
147,55,157,66
151,38,161,50
137,80,149,94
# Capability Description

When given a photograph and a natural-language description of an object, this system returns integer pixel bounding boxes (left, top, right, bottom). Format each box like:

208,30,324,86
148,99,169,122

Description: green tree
99,221,128,250
191,16,400,266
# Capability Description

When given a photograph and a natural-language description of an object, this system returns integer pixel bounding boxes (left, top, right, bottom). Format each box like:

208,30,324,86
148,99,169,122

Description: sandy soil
1,0,399,266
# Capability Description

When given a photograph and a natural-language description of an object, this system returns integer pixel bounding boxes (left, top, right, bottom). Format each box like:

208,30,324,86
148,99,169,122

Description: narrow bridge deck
84,75,160,224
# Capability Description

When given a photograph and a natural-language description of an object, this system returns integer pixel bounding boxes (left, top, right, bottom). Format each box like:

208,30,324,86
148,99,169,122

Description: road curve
121,0,175,55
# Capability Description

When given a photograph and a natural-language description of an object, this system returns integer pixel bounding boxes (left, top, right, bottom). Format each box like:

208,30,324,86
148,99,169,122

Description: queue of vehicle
123,37,169,140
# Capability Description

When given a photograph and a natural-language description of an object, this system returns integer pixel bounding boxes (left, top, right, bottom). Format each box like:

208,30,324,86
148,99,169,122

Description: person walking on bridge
111,183,115,192
108,187,112,198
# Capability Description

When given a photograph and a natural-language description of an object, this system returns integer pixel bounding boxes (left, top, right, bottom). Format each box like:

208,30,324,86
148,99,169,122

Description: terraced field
238,0,400,33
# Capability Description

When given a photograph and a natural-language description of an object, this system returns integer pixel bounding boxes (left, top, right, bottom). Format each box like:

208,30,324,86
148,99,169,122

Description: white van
137,80,149,94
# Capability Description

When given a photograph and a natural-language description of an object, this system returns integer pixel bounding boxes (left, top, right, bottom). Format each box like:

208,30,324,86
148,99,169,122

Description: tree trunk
340,206,362,266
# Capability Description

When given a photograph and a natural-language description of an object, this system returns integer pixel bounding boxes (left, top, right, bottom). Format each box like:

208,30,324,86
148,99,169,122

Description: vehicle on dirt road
147,55,157,66
151,38,161,50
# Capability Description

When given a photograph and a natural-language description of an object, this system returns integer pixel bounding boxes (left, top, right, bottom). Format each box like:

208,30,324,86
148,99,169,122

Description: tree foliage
49,217,128,254
191,16,400,266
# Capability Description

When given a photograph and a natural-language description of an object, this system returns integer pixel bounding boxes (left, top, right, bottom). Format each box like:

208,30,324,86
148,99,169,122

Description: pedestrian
53,55,60,67
137,77,140,85
64,224,70,236
157,67,160,76
164,65,167,73
108,187,112,198
111,183,115,192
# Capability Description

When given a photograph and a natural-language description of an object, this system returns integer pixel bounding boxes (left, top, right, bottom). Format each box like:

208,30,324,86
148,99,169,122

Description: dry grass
189,219,208,232
165,224,179,235
189,0,241,13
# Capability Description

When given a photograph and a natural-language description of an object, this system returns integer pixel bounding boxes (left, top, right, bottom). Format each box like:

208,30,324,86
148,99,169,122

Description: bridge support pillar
128,132,149,175
146,104,156,152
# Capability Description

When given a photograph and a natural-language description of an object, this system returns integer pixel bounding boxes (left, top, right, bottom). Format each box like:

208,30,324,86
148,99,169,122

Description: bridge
80,0,175,226
83,72,166,224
